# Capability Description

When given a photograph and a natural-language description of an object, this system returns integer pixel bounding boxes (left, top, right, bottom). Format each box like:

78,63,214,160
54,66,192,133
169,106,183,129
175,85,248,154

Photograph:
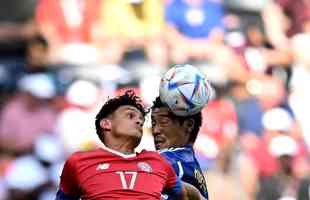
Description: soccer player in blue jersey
151,96,209,200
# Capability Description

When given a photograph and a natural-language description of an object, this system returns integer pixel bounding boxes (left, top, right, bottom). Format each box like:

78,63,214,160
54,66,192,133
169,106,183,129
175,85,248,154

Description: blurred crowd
0,0,309,200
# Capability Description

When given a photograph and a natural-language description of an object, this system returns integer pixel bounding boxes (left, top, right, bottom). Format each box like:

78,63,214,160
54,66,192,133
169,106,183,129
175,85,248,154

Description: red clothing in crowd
200,98,238,147
36,0,101,43
276,0,310,36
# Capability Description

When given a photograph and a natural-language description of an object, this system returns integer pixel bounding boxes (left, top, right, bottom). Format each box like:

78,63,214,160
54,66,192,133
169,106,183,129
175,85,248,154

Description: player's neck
104,137,139,155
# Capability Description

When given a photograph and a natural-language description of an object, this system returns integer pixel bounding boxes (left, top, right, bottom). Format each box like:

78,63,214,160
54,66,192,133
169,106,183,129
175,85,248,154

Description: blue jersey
160,144,208,200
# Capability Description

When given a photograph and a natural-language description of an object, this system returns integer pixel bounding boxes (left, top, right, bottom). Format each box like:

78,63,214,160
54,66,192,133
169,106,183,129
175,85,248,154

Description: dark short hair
95,90,147,142
27,34,49,48
151,96,202,143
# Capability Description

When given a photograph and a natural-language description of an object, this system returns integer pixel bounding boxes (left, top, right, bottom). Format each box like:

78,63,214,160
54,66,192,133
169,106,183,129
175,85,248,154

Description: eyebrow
124,107,140,113
124,107,144,119
151,113,171,118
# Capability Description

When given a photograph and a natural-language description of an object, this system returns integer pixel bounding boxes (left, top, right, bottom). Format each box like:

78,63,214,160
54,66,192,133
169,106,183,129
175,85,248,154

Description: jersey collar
100,144,138,158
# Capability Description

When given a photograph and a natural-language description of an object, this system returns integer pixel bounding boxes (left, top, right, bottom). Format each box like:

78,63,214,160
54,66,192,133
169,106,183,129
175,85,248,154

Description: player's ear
184,119,194,133
100,119,112,131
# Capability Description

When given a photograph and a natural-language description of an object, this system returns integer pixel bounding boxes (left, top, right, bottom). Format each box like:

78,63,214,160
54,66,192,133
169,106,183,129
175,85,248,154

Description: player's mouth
138,127,143,133
135,126,143,134
154,138,165,149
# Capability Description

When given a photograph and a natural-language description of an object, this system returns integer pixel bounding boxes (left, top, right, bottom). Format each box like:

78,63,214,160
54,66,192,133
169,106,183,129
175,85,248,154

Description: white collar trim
100,144,137,158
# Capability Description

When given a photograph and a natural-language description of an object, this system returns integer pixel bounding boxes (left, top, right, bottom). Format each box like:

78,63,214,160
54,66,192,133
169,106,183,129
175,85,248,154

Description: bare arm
179,182,207,200
0,20,37,41
262,1,290,49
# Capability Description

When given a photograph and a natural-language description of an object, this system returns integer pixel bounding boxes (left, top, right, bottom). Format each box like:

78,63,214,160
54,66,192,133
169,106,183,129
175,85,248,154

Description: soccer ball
159,64,213,116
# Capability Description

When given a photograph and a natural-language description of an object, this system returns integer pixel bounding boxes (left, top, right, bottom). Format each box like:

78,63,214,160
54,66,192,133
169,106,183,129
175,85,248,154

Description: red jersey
58,146,181,200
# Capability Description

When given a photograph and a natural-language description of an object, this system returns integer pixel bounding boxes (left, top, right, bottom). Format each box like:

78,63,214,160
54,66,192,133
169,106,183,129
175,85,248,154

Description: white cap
262,108,293,132
5,155,48,190
66,80,99,107
194,134,219,159
269,135,298,157
34,134,65,163
18,73,56,98
139,75,160,106
49,162,64,185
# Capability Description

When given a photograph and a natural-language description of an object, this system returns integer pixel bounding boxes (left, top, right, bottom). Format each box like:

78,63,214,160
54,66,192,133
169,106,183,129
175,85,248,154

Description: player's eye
160,117,170,124
151,120,156,127
128,113,134,119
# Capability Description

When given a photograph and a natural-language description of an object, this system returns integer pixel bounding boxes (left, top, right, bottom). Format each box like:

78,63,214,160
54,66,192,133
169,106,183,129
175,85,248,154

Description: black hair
151,96,202,143
95,90,147,142
27,34,49,48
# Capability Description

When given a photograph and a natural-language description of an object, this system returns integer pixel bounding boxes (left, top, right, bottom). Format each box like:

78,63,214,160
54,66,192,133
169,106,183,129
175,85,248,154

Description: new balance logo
96,163,110,170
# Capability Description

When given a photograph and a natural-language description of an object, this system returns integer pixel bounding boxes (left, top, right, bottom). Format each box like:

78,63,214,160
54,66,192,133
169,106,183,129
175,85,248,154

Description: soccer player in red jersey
56,90,206,200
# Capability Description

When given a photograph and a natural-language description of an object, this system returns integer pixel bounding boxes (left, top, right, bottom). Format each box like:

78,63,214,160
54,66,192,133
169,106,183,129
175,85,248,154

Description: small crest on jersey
96,163,110,170
137,162,152,173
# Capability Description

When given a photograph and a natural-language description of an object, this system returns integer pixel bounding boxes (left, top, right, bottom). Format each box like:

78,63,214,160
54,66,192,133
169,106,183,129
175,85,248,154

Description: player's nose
152,125,161,136
136,118,143,127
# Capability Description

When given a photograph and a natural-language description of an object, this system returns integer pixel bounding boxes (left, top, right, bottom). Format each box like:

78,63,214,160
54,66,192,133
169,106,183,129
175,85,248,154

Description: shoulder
160,146,195,164
165,0,183,10
66,149,103,162
159,146,190,153
205,0,224,5
160,146,193,157
139,149,163,159
139,150,173,166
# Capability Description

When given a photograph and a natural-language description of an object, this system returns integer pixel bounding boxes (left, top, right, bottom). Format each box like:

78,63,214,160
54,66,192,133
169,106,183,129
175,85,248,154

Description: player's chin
128,131,142,144
132,130,143,139
154,141,167,150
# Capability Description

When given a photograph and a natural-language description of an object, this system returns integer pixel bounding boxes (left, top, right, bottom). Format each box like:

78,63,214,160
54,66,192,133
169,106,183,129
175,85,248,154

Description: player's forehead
116,105,143,116
151,107,171,118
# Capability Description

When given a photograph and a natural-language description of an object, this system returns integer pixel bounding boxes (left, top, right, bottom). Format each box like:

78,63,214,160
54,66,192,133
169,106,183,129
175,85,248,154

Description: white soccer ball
159,64,213,116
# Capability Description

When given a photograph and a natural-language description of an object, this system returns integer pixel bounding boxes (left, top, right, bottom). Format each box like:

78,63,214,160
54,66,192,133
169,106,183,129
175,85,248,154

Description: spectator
297,175,310,200
165,0,224,42
206,141,247,200
196,83,238,171
256,135,301,200
228,81,264,137
55,80,103,153
289,19,310,147
243,23,292,89
36,0,102,64
6,34,52,91
164,0,247,82
24,34,50,73
4,155,49,200
0,73,59,155
263,0,310,49
200,84,238,151
194,83,244,200
239,107,309,200
0,0,38,100
3,34,71,98
21,34,74,95
165,0,224,63
98,0,167,67
0,0,38,63
254,76,288,111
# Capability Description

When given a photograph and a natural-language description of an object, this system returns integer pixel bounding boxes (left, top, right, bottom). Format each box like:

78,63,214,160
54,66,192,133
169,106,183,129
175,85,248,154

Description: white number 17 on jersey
116,171,138,189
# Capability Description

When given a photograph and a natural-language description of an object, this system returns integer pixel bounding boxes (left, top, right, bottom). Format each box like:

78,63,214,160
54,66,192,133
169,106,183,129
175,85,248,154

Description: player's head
26,34,49,68
151,96,202,150
95,90,147,147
